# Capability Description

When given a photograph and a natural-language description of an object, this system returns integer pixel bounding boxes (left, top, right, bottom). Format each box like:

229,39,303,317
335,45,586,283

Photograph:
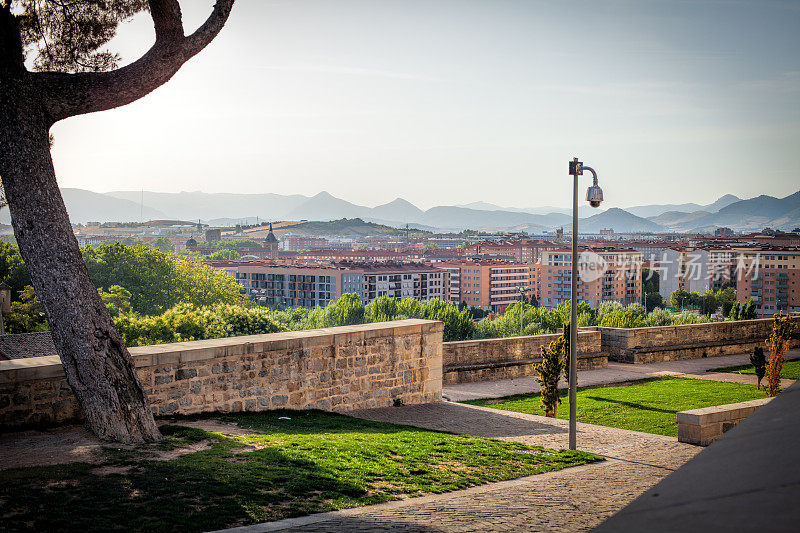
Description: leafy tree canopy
13,0,148,72
83,242,243,315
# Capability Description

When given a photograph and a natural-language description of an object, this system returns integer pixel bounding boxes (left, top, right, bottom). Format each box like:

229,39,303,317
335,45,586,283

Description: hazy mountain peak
377,197,420,209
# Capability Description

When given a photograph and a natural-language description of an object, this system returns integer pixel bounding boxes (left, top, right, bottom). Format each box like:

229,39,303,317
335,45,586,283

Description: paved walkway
227,350,800,532
227,402,699,532
444,349,800,401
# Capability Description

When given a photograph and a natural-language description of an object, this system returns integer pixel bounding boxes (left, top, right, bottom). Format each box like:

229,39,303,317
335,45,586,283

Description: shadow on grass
0,435,376,533
0,410,597,532
582,396,678,415
352,401,569,438
463,377,665,406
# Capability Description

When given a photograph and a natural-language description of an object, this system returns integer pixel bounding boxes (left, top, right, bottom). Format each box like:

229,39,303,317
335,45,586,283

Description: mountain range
2,188,798,235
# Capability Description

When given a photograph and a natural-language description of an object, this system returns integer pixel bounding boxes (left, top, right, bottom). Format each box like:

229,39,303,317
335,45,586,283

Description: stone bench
677,398,772,446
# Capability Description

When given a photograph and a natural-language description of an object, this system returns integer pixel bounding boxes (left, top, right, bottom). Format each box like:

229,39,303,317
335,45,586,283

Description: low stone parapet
599,317,800,364
677,398,772,446
0,319,443,429
443,329,606,385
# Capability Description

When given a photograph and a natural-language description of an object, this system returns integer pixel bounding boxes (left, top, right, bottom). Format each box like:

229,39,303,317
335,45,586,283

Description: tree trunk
0,83,160,443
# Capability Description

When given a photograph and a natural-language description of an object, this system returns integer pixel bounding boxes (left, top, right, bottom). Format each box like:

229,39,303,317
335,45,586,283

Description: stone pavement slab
444,349,800,401
229,402,698,532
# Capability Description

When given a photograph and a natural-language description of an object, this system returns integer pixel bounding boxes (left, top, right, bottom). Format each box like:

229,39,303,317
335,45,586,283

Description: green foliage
99,285,132,318
598,303,647,328
207,249,242,260
750,346,766,389
764,313,799,397
714,287,737,317
642,307,674,327
642,267,659,294
364,295,399,323
0,411,597,531
114,303,286,347
644,292,663,312
419,298,475,342
16,0,148,73
0,241,31,298
471,377,764,437
301,293,365,329
361,295,475,342
3,286,48,333
533,321,570,417
741,300,757,320
150,237,174,253
669,288,701,309
699,292,718,315
83,243,243,315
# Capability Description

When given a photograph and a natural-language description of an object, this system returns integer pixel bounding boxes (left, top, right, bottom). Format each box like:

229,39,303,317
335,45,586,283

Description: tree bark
0,0,234,443
0,88,161,443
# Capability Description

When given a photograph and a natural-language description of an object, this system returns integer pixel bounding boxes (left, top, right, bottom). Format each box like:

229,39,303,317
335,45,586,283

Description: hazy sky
48,0,800,210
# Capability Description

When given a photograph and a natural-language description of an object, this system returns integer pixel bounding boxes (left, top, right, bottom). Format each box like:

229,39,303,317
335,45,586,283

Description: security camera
586,184,603,208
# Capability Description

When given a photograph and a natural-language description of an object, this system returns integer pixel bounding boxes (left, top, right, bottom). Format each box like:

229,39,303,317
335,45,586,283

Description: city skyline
47,0,800,210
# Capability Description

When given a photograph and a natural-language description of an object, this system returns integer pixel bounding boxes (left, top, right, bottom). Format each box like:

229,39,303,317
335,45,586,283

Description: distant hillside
580,208,665,233
627,194,740,218
281,218,428,238
683,191,800,231
286,191,371,221
10,186,795,235
648,210,712,229
107,190,307,221
0,188,167,225
370,198,425,222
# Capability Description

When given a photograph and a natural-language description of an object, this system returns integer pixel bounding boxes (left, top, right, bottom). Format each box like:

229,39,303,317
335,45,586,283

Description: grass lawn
465,377,764,437
0,410,600,532
708,359,800,380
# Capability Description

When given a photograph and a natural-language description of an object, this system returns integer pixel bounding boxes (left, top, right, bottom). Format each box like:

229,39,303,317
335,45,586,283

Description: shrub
114,303,285,346
534,320,570,418
750,346,766,389
763,314,798,397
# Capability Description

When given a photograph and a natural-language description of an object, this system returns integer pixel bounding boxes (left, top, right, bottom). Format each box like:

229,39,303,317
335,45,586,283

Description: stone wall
0,319,442,429
677,398,772,446
599,317,800,364
442,329,607,385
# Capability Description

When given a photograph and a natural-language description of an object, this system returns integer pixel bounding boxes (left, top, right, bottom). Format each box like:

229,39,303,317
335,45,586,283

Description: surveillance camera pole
567,157,600,451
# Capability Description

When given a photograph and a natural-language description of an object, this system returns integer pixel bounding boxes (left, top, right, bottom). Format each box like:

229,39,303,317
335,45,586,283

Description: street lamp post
567,157,604,450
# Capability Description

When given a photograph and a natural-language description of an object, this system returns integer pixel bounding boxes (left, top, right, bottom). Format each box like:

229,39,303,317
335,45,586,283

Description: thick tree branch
151,0,185,43
37,0,234,124
0,1,26,74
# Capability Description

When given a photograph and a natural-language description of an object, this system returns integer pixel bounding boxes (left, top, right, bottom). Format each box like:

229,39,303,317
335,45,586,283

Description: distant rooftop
0,332,57,360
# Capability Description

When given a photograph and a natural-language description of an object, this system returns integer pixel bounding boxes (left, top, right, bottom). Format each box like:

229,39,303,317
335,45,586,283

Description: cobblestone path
221,402,699,532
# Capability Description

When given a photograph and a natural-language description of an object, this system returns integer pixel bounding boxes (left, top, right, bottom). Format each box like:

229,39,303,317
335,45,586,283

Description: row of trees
108,295,719,348
1,243,766,346
0,242,244,332
668,287,740,316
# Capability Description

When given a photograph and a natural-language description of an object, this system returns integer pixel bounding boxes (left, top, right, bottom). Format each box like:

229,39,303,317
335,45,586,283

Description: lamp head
586,183,603,208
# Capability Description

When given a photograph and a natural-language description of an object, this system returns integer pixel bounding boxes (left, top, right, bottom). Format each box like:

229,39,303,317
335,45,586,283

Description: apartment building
279,235,329,252
439,260,534,312
707,247,739,291
296,250,419,263
658,248,710,302
359,263,447,303
536,248,642,308
465,240,559,263
735,248,800,316
208,260,446,308
210,261,352,308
